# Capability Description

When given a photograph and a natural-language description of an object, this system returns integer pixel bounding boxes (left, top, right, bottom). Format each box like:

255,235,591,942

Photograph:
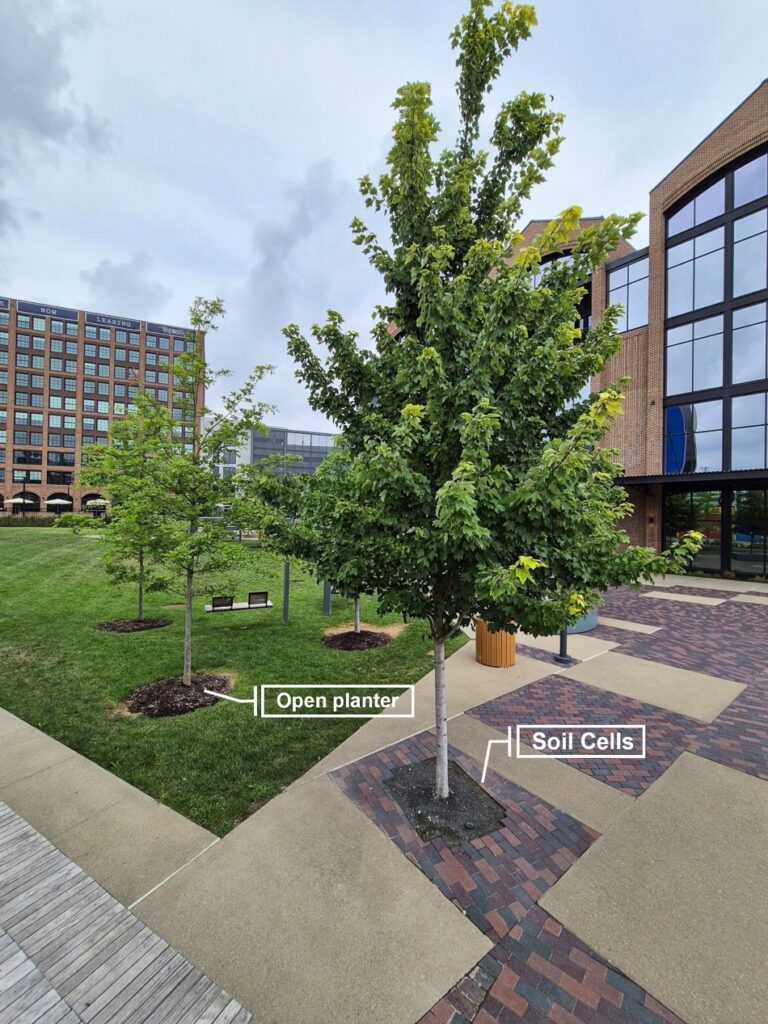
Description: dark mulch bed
124,673,231,717
322,629,392,651
96,618,172,634
384,757,505,846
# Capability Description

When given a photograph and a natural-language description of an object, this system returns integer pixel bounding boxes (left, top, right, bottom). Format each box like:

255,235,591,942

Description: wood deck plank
0,801,254,1024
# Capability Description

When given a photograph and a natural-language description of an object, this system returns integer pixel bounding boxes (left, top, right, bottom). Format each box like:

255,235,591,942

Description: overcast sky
2,0,767,429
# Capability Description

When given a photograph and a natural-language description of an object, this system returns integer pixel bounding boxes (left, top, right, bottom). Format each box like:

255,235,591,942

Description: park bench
204,591,273,613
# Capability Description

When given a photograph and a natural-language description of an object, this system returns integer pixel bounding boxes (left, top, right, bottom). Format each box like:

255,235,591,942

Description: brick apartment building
0,299,197,515
529,80,768,578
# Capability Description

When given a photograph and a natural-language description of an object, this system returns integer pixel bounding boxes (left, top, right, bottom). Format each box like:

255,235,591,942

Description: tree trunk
137,551,144,621
433,635,449,799
354,594,361,633
183,568,193,686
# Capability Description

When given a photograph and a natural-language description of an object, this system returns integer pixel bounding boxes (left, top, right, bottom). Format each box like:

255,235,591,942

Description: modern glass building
0,298,197,514
209,426,336,480
251,427,335,475
582,80,768,576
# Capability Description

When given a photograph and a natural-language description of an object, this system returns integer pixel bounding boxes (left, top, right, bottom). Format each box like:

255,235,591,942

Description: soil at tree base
384,757,505,847
95,618,172,633
322,629,392,651
125,673,231,717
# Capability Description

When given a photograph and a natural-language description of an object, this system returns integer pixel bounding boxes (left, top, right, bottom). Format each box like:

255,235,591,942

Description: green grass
0,529,465,835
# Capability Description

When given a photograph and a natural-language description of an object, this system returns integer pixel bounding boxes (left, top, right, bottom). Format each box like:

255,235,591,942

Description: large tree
285,1,700,798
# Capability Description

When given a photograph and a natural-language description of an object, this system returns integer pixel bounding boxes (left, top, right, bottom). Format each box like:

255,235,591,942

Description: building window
664,399,723,473
732,302,768,384
667,228,724,316
667,178,725,237
731,391,768,470
607,256,649,331
734,153,768,209
733,209,767,298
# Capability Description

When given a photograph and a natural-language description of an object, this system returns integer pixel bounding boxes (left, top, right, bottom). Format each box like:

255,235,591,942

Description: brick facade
0,298,199,514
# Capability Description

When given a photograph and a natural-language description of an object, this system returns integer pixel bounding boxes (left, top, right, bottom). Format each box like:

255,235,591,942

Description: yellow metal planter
475,618,516,667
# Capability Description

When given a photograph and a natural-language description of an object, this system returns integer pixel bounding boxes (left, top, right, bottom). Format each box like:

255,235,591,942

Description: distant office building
0,297,197,514
251,427,336,475
208,425,336,480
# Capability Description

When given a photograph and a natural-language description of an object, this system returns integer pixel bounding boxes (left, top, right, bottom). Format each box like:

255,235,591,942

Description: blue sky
2,0,766,428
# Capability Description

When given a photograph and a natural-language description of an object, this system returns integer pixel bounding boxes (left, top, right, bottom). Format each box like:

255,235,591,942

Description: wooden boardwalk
0,802,255,1024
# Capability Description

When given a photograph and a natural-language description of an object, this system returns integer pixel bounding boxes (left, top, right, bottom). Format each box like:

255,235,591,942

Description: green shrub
53,512,107,532
0,516,55,528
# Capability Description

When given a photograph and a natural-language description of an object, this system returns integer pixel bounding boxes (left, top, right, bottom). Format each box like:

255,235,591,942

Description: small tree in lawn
236,444,380,633
156,297,272,686
81,393,175,622
285,1,702,799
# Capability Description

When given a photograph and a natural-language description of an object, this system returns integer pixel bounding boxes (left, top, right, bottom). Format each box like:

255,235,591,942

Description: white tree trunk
354,594,361,633
434,636,449,799
183,568,193,686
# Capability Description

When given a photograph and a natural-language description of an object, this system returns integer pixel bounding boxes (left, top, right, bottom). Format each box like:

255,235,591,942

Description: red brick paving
467,675,701,795
331,733,683,1024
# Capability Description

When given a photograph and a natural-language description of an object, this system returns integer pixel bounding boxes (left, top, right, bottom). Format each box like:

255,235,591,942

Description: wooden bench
204,591,273,613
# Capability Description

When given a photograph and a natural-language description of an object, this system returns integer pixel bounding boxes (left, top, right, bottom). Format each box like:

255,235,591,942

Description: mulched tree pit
96,618,172,634
322,629,392,651
124,673,231,717
384,757,506,847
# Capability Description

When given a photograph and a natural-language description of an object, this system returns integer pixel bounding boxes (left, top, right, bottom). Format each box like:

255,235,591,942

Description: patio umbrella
84,499,107,508
46,498,72,506
6,497,33,504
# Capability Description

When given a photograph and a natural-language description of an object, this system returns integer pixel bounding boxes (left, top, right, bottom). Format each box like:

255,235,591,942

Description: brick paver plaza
332,581,768,1023
2,577,766,1024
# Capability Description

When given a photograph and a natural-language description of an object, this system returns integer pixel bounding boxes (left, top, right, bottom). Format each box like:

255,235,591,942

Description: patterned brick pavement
467,675,701,795
331,733,683,1024
514,587,768,785
515,643,582,667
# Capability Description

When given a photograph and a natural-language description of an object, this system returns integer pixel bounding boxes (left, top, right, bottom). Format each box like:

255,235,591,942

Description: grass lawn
0,529,465,835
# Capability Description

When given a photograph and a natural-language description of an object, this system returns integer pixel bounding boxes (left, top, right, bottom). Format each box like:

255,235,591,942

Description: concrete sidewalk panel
135,775,492,1024
515,631,618,659
0,730,76,788
444,713,633,834
598,616,660,634
540,753,768,1024
561,651,743,722
0,709,35,740
651,574,768,593
731,593,768,604
51,794,215,907
642,590,725,606
0,756,130,838
301,643,553,781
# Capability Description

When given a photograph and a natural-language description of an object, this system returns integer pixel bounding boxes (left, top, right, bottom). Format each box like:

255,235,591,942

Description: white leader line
481,726,513,784
203,686,258,715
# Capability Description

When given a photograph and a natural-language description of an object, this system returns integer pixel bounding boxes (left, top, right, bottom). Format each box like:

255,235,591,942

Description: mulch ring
322,629,392,651
96,618,172,634
124,673,232,717
384,757,506,847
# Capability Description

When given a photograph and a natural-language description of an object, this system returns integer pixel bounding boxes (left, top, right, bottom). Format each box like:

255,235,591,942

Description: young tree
285,1,701,798
81,394,175,622
87,297,272,684
235,446,376,631
158,298,273,686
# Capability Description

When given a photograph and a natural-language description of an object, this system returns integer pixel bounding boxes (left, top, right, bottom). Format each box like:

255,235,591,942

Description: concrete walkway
0,709,216,908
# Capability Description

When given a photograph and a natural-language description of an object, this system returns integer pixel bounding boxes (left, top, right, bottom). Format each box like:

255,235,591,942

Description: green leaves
282,3,702,645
